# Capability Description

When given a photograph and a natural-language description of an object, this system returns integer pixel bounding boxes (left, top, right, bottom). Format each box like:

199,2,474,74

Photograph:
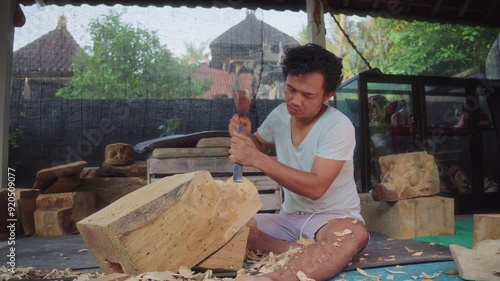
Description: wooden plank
33,161,87,193
196,225,249,271
151,147,229,158
360,193,454,239
196,137,231,148
148,157,265,175
77,171,261,274
473,214,500,247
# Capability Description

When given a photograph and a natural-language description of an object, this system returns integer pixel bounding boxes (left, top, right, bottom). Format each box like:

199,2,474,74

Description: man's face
284,72,333,120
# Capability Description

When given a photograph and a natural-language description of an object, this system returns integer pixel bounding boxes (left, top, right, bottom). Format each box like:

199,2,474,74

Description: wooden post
0,0,15,188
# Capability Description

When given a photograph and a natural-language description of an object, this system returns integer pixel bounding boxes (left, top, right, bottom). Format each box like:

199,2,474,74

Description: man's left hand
229,133,260,167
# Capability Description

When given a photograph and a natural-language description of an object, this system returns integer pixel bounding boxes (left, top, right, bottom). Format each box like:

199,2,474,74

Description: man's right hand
229,114,252,137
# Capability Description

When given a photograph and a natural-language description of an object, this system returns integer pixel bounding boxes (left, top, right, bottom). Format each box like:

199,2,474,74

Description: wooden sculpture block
473,214,500,247
360,193,454,239
104,143,134,166
77,171,262,275
371,151,440,202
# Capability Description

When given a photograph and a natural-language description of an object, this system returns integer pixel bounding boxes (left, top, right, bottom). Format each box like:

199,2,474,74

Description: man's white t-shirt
257,103,362,221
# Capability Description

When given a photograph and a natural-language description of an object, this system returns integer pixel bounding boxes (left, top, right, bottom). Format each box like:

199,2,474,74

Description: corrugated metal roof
23,0,500,28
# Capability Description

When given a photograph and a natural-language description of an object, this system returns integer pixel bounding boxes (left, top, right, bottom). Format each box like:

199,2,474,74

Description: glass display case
336,70,500,214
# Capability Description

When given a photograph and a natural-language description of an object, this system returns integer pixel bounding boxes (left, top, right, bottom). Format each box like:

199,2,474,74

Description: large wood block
473,214,500,247
34,207,77,236
360,193,454,239
371,151,440,202
36,191,96,222
77,171,262,275
195,225,250,271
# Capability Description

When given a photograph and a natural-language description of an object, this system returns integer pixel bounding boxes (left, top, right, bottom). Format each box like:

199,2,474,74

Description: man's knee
316,218,369,252
247,218,257,228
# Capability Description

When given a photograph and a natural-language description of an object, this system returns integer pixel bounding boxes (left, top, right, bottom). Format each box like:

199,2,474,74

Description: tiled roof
12,16,81,78
191,64,253,99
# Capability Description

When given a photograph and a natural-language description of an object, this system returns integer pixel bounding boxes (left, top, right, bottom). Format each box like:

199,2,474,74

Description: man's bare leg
237,218,369,281
246,218,301,254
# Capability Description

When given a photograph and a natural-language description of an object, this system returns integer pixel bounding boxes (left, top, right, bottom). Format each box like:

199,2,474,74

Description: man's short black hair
281,43,343,94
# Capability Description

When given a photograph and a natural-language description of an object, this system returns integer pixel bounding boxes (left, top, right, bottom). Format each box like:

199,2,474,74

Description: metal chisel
233,89,251,182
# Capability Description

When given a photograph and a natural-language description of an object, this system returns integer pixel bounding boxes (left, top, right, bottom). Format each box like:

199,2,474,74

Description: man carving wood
229,44,369,281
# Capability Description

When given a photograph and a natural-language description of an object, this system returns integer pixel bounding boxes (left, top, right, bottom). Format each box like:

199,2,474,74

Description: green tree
382,21,499,76
57,11,211,99
182,41,210,65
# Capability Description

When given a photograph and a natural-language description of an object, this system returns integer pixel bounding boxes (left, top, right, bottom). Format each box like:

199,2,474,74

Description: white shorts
253,209,358,242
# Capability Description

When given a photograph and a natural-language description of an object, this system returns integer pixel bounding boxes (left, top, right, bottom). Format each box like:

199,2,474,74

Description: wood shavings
411,251,423,257
395,265,404,268
363,253,370,256
334,229,352,237
420,272,439,279
333,242,340,247
0,266,102,281
384,247,391,250
178,266,194,278
297,237,314,246
384,255,396,262
386,238,395,241
138,271,178,280
385,269,406,274
405,247,415,253
356,268,380,281
442,269,458,275
246,247,303,275
358,257,367,262
296,270,315,281
78,248,90,252
386,275,394,280
351,219,358,224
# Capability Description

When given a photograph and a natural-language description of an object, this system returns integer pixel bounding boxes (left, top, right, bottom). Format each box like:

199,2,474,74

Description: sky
13,4,309,58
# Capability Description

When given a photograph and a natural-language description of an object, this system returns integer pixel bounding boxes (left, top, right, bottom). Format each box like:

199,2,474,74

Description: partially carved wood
77,171,261,275
360,193,454,239
450,240,500,281
371,151,440,202
195,226,250,271
104,143,134,166
473,214,500,247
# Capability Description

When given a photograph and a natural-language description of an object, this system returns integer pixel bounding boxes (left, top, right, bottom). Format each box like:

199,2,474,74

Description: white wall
1,0,15,187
